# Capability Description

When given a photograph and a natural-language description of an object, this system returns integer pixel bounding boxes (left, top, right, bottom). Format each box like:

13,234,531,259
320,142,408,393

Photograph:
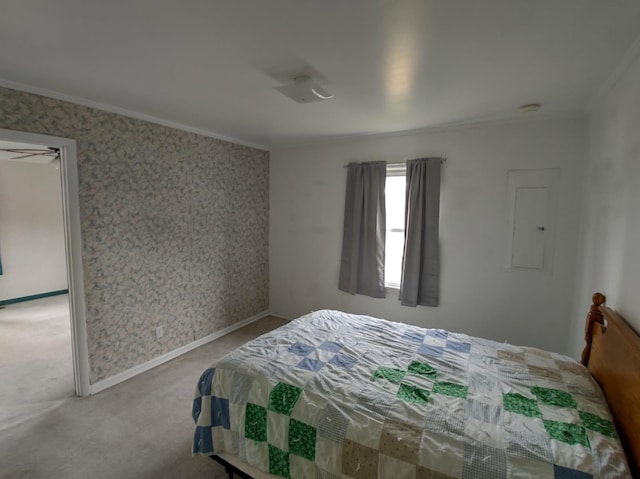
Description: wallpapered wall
0,87,269,383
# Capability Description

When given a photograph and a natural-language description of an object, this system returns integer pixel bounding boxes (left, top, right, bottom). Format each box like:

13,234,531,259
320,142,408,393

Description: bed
192,293,640,478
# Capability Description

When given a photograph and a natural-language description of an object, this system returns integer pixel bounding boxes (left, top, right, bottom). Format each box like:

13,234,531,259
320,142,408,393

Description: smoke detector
274,75,334,104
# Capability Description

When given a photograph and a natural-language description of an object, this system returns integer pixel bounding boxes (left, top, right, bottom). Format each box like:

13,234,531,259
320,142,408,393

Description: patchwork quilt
192,310,631,478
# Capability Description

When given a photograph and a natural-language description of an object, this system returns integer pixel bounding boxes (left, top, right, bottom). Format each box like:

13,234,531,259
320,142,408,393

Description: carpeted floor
0,301,288,479
0,295,74,431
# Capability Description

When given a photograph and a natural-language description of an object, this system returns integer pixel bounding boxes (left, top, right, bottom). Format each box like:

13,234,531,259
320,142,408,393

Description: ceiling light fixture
274,75,334,104
518,103,541,114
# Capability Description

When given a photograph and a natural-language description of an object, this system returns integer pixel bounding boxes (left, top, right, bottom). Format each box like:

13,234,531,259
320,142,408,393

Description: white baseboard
268,312,295,321
89,309,271,395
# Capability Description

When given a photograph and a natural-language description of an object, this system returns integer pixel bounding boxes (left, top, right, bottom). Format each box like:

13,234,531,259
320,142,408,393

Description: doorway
0,129,89,397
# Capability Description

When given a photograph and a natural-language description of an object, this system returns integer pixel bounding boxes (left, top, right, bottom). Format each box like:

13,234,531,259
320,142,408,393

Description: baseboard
89,309,271,395
0,289,69,306
268,312,295,321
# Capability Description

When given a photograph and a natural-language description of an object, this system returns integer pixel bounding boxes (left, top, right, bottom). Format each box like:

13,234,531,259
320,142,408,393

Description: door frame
0,128,90,396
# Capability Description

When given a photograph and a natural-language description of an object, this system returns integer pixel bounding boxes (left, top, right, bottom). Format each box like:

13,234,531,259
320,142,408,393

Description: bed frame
581,292,640,478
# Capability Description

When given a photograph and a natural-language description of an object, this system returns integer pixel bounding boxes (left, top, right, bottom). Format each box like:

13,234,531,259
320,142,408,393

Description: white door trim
0,128,90,396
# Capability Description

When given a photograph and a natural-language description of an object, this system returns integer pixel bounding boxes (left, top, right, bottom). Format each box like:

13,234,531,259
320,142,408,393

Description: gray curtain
399,158,442,307
338,161,386,298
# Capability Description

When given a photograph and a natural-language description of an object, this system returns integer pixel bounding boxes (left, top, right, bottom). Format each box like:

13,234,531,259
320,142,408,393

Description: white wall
0,159,67,300
271,117,586,355
568,51,640,358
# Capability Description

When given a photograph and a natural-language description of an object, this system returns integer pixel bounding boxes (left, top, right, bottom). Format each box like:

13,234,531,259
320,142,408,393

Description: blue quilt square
425,329,448,340
553,465,593,479
446,340,471,353
298,357,325,372
329,352,357,370
197,368,215,396
319,341,343,353
402,331,425,343
288,342,315,356
193,426,213,454
418,344,444,358
211,396,231,429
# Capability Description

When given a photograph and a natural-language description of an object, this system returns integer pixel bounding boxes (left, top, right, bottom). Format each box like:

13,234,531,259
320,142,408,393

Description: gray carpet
0,302,288,479
0,296,74,431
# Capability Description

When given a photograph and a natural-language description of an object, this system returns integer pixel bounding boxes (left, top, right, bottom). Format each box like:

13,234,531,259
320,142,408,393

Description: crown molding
0,78,268,151
587,30,640,112
272,110,586,150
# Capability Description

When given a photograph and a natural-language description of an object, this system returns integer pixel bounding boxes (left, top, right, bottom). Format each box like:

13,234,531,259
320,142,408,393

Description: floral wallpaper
0,86,269,383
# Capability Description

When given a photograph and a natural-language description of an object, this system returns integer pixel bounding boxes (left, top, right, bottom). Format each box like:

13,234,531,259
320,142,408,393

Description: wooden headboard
581,292,640,478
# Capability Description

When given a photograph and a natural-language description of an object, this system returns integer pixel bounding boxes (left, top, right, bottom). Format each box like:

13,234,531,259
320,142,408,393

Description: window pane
385,231,404,287
386,177,406,230
385,175,406,287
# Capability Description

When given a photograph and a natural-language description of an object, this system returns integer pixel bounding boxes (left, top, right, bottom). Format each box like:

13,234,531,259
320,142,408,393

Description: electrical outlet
155,326,164,339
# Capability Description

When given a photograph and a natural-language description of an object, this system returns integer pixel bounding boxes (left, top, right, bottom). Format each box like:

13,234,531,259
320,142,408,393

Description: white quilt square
315,436,343,475
267,410,290,452
212,368,234,399
538,404,580,424
506,455,554,479
244,439,268,471
246,378,271,408
213,428,238,455
401,372,436,391
386,399,429,426
378,454,417,479
308,348,336,363
229,402,244,433
503,411,547,437
464,417,505,449
550,440,593,474
345,409,385,449
196,396,211,426
289,454,317,478
429,394,465,415
573,394,608,417
281,367,315,389
418,429,465,477
291,389,327,427
590,434,630,476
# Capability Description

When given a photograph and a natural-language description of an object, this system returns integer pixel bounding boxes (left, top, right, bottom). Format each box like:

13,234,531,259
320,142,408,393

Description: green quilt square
531,386,577,409
408,360,438,379
503,393,542,418
245,403,267,442
432,381,468,399
397,383,430,404
268,444,290,478
372,367,406,385
544,420,590,448
269,382,303,416
579,411,617,438
288,418,316,461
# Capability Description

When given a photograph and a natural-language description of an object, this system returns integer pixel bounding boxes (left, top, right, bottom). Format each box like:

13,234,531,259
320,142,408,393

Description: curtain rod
343,158,446,168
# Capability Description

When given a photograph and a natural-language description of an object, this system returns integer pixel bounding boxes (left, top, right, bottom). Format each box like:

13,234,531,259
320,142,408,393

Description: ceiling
1,1,640,148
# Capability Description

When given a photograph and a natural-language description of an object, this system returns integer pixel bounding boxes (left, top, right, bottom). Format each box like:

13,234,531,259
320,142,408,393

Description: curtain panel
338,161,386,298
399,157,442,307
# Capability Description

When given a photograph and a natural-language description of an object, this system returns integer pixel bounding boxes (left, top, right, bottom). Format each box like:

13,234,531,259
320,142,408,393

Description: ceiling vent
274,75,334,104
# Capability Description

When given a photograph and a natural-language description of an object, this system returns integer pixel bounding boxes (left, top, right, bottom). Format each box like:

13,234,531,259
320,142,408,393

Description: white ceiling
1,1,639,148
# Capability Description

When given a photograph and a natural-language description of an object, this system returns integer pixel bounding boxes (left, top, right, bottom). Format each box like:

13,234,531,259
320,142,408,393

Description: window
384,164,406,289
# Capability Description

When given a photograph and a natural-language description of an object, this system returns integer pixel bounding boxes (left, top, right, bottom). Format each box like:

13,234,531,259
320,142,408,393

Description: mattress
192,310,630,478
